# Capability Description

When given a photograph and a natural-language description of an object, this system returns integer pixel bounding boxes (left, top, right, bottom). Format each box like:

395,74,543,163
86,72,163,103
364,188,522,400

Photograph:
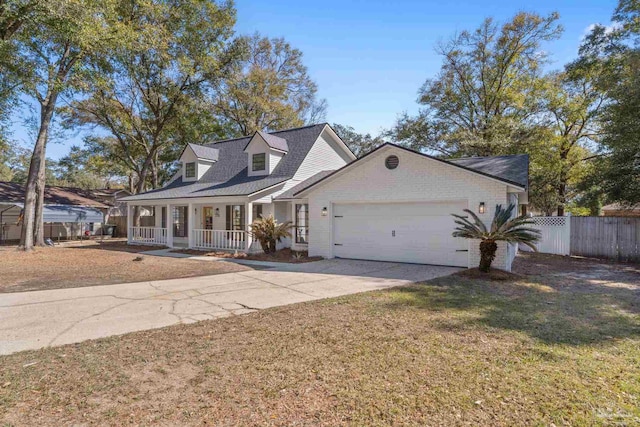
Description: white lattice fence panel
526,216,571,255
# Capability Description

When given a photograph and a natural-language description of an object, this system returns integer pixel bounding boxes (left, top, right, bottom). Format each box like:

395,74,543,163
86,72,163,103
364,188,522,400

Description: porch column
245,201,253,251
126,203,132,244
166,204,173,248
187,202,195,248
154,205,162,228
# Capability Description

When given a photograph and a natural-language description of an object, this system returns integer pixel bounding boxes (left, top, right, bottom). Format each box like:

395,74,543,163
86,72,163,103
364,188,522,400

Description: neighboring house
0,182,107,244
601,203,640,217
90,188,137,237
122,123,529,271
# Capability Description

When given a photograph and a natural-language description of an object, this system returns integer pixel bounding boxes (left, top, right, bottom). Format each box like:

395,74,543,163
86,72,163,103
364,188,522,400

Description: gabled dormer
179,143,219,182
244,131,288,177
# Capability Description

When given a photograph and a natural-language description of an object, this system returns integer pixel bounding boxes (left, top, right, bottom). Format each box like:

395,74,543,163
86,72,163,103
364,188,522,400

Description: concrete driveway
0,259,459,355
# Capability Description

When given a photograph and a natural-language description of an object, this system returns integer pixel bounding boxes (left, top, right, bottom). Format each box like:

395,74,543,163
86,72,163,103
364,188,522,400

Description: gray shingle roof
275,170,336,200
188,143,219,161
121,124,327,202
450,154,529,188
256,131,289,152
0,181,109,208
292,143,529,197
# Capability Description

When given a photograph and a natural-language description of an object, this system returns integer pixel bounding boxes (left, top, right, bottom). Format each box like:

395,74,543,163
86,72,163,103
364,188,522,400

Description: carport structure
0,181,108,244
0,202,105,244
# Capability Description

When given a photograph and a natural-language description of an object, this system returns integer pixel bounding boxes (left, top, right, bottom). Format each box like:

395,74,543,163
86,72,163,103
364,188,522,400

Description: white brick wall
305,145,512,270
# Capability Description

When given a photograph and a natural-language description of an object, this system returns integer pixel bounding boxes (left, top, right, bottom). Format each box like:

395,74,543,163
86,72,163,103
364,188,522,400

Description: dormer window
185,162,196,178
252,153,266,171
244,131,288,177
178,144,218,182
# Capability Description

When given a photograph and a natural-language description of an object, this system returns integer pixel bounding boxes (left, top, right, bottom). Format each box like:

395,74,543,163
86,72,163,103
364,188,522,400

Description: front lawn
172,247,323,263
1,254,638,425
0,241,251,293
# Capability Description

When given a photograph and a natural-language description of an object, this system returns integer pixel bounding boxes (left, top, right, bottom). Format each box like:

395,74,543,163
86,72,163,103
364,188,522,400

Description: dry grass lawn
0,241,251,293
0,254,639,426
173,247,324,263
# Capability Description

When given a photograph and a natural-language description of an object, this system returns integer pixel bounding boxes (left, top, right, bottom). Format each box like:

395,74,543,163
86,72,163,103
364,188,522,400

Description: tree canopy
64,0,237,194
211,34,326,136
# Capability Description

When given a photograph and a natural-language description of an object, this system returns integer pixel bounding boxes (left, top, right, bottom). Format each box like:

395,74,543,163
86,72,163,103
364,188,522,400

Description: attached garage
332,201,468,267
291,143,529,272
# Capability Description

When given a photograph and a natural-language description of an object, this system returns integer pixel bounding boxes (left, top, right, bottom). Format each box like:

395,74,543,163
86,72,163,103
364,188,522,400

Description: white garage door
332,201,468,267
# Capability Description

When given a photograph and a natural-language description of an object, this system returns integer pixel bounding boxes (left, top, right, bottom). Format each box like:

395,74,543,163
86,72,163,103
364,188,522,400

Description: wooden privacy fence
570,216,640,262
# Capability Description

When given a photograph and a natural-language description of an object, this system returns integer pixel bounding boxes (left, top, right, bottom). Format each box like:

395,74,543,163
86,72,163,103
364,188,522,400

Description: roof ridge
451,154,526,161
205,123,326,147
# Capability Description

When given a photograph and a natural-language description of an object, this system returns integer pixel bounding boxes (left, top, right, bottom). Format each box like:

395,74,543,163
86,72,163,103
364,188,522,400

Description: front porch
126,196,310,253
126,201,267,253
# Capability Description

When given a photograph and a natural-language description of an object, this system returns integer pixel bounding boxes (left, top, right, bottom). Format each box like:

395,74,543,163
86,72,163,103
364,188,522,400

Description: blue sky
11,0,617,159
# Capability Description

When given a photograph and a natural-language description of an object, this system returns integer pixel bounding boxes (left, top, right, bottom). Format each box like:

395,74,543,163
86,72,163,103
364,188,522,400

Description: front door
203,207,214,229
203,207,213,244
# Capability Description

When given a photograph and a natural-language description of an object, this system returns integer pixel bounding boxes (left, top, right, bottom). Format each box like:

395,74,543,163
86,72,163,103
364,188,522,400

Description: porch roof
120,176,289,202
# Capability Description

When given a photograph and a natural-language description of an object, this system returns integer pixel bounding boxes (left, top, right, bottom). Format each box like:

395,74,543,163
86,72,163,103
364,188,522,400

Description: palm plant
249,215,292,254
452,204,541,272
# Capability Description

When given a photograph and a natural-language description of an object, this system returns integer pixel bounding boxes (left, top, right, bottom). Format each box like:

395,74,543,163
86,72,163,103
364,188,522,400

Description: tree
53,145,126,189
387,11,610,215
452,204,541,272
248,215,292,254
331,123,385,157
597,53,640,205
389,12,562,156
580,0,640,206
0,1,48,156
0,139,29,181
211,34,327,136
519,66,606,215
64,0,236,198
11,0,122,250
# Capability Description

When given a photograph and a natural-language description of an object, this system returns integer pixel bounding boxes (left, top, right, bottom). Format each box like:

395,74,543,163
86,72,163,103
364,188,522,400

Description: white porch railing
129,226,167,245
193,229,247,251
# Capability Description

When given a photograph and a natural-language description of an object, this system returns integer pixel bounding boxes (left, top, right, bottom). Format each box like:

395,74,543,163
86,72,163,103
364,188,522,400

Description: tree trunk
557,149,569,216
33,156,47,246
20,97,56,251
258,238,271,254
478,240,498,273
152,151,159,189
557,176,566,216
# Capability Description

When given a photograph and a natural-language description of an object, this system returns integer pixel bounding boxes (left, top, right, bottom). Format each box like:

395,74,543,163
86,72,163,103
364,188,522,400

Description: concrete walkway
0,259,459,355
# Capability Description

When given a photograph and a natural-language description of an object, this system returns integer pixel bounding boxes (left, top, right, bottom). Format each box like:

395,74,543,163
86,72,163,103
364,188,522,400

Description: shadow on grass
73,241,164,254
383,271,640,346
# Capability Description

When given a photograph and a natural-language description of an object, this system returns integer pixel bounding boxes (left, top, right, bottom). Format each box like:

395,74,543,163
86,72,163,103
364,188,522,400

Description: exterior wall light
215,207,220,217
321,207,328,216
478,202,486,214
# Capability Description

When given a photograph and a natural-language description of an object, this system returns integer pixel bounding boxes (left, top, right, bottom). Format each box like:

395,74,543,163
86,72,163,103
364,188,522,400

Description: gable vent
385,155,399,170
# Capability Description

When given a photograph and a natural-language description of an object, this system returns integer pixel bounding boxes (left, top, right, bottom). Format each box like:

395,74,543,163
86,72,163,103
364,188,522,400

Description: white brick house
122,124,529,271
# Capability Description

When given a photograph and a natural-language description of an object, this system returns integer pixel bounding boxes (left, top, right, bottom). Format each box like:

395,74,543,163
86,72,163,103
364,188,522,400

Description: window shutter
226,205,231,230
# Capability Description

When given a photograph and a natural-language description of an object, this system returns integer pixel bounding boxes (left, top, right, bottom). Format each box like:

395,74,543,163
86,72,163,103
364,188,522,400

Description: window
225,205,246,231
295,203,309,244
173,206,188,237
253,204,263,219
252,153,266,171
185,162,196,178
